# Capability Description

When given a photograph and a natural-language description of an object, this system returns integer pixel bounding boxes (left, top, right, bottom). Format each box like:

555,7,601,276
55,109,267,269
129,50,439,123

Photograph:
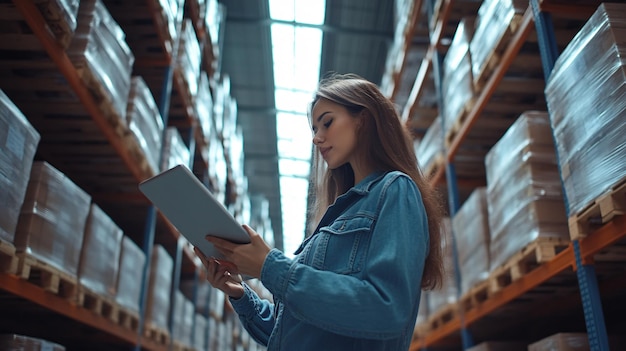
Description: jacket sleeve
229,283,276,346
260,175,429,339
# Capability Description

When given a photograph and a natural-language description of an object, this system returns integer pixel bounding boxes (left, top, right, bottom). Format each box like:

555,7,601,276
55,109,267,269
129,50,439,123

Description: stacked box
161,126,191,171
205,0,224,52
172,290,193,346
0,334,65,350
196,72,215,144
67,0,135,121
115,236,146,314
127,76,164,174
469,0,527,86
452,187,490,296
209,287,225,320
442,18,475,133
145,245,174,330
415,116,443,174
78,203,123,298
528,333,589,351
15,161,91,278
177,19,202,101
158,0,184,49
427,218,457,314
544,3,626,216
193,313,208,351
0,90,40,244
180,277,212,314
485,112,568,270
207,127,228,204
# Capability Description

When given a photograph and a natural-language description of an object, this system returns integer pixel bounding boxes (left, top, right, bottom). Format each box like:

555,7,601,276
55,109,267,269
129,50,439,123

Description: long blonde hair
307,73,444,290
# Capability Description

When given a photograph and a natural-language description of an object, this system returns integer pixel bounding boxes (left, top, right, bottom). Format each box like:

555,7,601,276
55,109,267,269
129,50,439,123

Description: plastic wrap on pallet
145,244,174,330
212,74,231,138
196,72,214,143
205,0,224,49
78,203,123,299
194,313,208,351
467,341,528,351
469,0,527,84
209,287,225,320
182,296,194,346
453,187,490,296
0,90,40,244
171,290,186,343
427,218,457,314
67,0,135,121
442,18,475,132
544,3,626,216
177,19,202,100
158,0,184,47
415,116,444,172
161,126,191,171
180,277,213,314
0,334,65,350
127,76,164,174
33,0,80,48
485,112,568,270
528,333,589,351
208,128,228,203
15,161,90,278
115,235,146,314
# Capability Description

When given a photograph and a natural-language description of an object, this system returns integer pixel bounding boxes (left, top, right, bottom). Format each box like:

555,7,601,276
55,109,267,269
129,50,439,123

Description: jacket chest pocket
311,215,374,274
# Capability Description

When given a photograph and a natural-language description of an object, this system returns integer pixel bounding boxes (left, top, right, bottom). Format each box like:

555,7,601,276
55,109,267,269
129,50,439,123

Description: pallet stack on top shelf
381,0,626,350
0,0,267,350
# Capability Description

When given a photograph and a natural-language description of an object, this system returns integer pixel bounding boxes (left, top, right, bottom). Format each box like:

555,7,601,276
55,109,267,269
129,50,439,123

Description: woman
196,73,444,350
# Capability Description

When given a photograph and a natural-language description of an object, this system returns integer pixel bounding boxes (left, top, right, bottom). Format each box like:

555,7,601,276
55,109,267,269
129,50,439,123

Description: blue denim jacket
230,171,429,350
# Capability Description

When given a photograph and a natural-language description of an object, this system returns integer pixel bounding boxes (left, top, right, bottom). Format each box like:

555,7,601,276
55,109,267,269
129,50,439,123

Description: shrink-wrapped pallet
415,116,444,175
78,203,123,298
15,161,90,278
181,277,212,314
67,0,134,122
442,18,475,133
528,333,589,351
177,19,202,101
196,72,215,143
145,245,174,331
453,187,490,296
469,0,527,87
0,90,40,244
209,286,225,320
33,0,80,48
193,313,208,351
158,0,184,49
160,126,191,171
427,218,456,314
127,76,164,174
485,112,568,270
207,126,228,203
172,290,190,345
0,334,65,350
115,236,146,314
544,3,626,217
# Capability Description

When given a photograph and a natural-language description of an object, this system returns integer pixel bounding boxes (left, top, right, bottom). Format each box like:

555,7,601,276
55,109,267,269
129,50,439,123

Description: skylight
269,0,325,257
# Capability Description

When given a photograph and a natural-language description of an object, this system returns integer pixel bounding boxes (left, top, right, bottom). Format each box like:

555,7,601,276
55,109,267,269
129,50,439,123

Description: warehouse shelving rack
392,1,626,350
0,0,223,350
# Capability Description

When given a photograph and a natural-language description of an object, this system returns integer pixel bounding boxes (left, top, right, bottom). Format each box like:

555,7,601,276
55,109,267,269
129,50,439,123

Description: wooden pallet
488,237,570,294
33,0,75,48
426,302,458,331
15,252,78,299
144,321,170,346
118,306,140,333
171,340,194,351
444,96,477,148
473,12,525,92
459,280,491,313
0,239,18,274
423,154,444,180
568,177,626,240
77,286,119,323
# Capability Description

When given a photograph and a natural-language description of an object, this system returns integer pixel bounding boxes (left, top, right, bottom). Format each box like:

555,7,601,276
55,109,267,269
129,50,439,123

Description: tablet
138,164,250,260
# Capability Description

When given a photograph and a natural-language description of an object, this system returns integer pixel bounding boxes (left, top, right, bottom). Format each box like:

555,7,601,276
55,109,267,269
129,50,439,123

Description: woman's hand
194,247,245,299
207,225,271,279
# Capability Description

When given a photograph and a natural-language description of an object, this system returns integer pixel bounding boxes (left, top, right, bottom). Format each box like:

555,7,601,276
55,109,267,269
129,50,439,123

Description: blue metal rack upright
530,1,610,350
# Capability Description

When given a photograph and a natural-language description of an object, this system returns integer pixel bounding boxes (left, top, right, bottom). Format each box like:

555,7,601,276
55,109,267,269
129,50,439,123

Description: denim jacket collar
294,171,386,255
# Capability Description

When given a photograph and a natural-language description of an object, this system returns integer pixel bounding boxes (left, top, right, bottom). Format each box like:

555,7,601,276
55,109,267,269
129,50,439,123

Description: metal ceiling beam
227,17,394,40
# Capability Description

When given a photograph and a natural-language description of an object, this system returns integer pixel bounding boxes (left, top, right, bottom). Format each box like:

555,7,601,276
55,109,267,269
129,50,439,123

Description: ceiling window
269,0,325,257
